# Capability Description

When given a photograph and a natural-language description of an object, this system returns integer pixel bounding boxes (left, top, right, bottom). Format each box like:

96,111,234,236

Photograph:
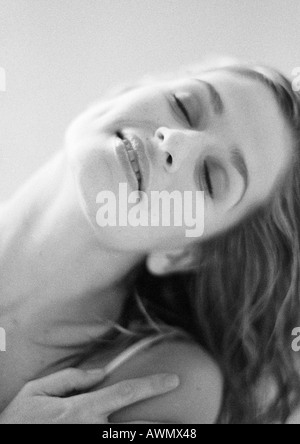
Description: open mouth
117,131,142,191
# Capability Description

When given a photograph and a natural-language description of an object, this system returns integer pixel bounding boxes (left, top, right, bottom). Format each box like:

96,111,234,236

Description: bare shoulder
103,338,223,424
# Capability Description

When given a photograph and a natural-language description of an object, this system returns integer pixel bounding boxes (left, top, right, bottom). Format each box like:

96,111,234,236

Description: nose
155,127,195,173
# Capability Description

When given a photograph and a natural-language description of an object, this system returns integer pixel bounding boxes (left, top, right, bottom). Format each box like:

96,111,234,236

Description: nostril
157,130,164,141
166,154,173,165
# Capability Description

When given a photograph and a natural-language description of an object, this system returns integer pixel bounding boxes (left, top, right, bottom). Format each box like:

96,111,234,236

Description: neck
0,151,144,304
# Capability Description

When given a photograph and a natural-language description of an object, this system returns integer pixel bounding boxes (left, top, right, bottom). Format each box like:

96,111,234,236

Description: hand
0,367,180,424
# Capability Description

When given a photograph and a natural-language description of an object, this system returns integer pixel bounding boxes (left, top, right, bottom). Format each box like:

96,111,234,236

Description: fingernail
162,374,180,389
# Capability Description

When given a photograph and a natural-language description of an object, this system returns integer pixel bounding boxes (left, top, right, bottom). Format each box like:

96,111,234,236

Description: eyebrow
193,78,225,115
230,146,249,206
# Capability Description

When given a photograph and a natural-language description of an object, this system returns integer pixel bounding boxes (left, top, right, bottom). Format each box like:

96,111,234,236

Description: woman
0,61,299,423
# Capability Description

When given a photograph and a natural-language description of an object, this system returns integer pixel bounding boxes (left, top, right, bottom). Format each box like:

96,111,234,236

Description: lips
115,132,150,192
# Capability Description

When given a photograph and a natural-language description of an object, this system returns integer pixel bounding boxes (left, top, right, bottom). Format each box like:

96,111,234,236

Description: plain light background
0,0,300,201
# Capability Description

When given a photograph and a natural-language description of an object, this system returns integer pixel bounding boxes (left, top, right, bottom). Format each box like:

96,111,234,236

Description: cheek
66,131,125,236
113,87,166,126
72,153,115,234
202,202,248,240
151,169,197,197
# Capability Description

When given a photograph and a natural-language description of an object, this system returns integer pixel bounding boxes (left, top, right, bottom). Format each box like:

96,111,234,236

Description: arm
100,338,223,424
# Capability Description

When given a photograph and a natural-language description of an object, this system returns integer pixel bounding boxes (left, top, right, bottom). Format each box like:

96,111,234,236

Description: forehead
197,70,293,210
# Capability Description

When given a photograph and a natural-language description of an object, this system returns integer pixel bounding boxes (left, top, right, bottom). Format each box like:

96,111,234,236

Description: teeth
122,136,142,186
127,150,136,162
123,139,131,150
131,160,140,173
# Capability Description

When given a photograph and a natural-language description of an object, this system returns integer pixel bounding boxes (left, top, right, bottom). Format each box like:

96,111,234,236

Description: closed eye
204,161,214,197
173,94,192,127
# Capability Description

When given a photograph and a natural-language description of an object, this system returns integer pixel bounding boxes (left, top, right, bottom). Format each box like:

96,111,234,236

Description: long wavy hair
112,63,300,423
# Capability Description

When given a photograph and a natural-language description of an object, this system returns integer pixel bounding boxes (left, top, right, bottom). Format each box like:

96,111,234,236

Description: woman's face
66,69,293,253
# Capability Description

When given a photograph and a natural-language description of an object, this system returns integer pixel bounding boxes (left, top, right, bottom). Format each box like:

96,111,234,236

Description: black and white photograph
1,0,300,425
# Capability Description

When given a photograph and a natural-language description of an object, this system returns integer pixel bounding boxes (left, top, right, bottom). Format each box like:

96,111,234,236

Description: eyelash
204,161,214,198
173,94,192,127
173,93,213,198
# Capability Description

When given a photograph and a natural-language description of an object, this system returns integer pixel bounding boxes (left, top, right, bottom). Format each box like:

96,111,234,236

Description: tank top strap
103,329,189,378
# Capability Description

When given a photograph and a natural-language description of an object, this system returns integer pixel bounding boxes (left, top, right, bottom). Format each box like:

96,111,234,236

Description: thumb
28,368,106,397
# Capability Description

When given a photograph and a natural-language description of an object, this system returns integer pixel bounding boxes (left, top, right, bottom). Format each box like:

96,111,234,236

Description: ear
146,247,197,276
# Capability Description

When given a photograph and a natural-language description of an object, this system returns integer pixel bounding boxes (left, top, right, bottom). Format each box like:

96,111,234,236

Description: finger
26,368,106,397
76,374,180,415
